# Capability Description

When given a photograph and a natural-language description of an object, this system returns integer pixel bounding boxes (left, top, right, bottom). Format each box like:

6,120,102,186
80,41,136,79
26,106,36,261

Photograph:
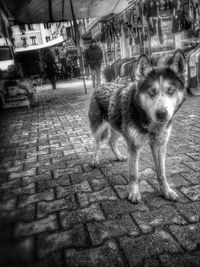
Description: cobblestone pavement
0,80,200,267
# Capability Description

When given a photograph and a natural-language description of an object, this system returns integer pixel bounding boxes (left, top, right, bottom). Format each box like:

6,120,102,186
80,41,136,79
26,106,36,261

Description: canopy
14,36,64,52
4,0,131,24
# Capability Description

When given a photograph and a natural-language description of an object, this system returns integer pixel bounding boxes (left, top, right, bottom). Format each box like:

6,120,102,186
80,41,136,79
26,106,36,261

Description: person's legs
90,68,96,89
50,75,56,89
52,76,56,89
96,66,101,86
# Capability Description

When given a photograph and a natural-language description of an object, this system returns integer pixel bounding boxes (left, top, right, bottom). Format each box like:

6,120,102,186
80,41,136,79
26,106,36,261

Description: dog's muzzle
155,109,168,122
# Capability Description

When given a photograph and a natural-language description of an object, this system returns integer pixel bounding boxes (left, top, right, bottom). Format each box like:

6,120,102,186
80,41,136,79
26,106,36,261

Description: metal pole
69,0,87,94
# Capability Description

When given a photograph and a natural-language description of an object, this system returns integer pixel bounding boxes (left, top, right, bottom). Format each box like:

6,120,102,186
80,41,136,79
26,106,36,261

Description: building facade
12,22,73,50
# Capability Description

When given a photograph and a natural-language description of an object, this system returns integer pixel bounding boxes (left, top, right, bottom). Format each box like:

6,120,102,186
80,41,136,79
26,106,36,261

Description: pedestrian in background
85,39,103,89
44,49,57,89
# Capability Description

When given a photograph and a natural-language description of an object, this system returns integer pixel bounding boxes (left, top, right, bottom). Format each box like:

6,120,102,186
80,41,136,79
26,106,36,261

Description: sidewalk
0,80,200,267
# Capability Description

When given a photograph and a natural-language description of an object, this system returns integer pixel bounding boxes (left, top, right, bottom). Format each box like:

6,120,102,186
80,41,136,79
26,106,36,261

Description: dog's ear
135,54,152,82
170,49,188,85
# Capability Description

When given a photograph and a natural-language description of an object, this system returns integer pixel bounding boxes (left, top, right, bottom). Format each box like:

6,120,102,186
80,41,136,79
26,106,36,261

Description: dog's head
135,50,188,125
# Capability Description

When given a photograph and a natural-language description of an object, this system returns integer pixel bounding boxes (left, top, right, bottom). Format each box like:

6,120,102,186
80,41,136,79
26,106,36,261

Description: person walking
44,49,57,89
85,39,103,89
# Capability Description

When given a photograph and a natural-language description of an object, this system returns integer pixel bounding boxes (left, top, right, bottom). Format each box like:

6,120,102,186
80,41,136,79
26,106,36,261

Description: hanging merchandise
158,17,164,44
172,13,181,33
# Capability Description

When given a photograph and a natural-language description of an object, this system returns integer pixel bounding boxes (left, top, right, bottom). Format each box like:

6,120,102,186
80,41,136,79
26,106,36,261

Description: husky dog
88,50,188,203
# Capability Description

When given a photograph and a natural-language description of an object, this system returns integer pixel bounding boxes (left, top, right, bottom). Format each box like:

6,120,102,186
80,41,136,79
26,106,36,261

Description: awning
4,0,131,24
14,36,64,52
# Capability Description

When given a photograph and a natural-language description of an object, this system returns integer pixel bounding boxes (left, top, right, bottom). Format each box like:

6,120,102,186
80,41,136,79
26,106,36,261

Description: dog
88,49,188,203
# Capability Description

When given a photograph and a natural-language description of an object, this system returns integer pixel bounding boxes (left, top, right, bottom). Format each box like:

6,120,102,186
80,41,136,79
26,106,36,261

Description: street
0,79,200,266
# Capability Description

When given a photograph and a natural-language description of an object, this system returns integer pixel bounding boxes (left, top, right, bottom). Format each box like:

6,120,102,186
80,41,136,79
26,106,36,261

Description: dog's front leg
128,149,141,203
151,143,178,201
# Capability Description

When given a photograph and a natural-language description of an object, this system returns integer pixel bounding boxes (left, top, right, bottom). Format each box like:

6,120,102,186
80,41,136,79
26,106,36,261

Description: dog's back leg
109,129,127,162
89,97,110,167
92,122,110,166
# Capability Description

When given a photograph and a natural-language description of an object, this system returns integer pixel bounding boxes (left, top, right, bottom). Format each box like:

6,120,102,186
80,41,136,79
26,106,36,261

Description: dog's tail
88,96,110,142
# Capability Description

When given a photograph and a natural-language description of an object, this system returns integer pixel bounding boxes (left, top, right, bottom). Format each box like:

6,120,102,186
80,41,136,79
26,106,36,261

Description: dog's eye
168,87,175,95
148,88,156,97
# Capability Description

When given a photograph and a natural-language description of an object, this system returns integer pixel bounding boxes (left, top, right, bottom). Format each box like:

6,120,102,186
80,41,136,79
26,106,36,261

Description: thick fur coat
88,50,188,203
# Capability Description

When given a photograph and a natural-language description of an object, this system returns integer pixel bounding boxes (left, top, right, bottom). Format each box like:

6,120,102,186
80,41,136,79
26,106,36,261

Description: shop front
87,0,200,90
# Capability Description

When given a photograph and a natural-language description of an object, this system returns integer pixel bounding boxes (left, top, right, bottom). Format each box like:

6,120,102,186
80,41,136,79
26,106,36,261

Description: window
28,24,34,30
19,24,26,32
30,36,36,45
46,36,51,42
21,37,27,47
44,23,51,29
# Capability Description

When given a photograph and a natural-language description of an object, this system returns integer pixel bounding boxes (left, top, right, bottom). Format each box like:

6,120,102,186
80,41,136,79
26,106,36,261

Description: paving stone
37,175,70,192
87,214,139,246
24,160,51,171
22,172,52,186
0,237,34,265
142,256,162,267
132,205,186,234
174,202,200,223
160,250,200,267
3,165,23,173
183,161,200,172
181,185,200,201
27,150,49,158
37,161,67,175
77,187,117,207
14,214,57,237
38,195,76,218
2,183,35,200
89,177,109,191
0,197,16,211
65,240,124,267
60,203,105,228
169,223,200,251
0,178,21,189
37,224,86,259
163,172,191,187
0,173,8,183
101,199,148,219
8,168,36,180
53,166,82,178
29,252,63,267
57,180,92,198
181,172,200,185
15,156,37,164
107,174,128,185
100,162,126,177
0,204,35,222
185,153,200,161
120,229,182,266
70,169,103,184
18,189,54,208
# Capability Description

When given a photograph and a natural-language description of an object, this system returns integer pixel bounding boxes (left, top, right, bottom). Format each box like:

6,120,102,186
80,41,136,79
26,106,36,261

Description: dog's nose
156,110,167,121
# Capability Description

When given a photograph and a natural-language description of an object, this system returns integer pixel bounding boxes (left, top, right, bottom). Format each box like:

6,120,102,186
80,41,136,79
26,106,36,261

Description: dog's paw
163,188,179,201
128,191,141,203
128,185,141,204
117,155,127,162
91,160,100,168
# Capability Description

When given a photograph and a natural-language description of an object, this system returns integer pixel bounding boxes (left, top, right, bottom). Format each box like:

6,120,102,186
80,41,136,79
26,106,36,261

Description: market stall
0,73,35,109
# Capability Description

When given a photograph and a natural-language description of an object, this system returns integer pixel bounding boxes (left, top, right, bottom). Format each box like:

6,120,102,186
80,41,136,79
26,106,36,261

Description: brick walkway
0,80,200,267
